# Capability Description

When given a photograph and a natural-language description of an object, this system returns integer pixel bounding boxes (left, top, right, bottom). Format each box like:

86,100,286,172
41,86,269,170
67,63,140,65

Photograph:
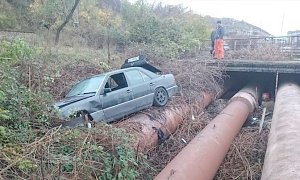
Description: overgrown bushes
0,13,17,29
0,39,54,146
122,1,210,59
1,123,142,179
0,39,143,179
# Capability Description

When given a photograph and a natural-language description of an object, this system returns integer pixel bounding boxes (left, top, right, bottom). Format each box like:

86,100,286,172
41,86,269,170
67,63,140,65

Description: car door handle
150,82,155,86
127,90,132,93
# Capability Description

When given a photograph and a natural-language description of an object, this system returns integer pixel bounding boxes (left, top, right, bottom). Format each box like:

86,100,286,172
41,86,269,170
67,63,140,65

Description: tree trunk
55,0,80,46
107,28,111,65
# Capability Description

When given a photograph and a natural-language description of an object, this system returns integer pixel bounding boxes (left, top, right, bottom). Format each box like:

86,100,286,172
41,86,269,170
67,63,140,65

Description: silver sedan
54,66,178,126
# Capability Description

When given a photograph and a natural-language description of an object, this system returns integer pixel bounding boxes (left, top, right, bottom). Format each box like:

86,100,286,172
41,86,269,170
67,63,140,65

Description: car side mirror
103,88,112,94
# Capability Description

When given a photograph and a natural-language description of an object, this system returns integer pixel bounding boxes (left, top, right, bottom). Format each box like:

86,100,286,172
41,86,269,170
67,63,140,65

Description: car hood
55,95,94,109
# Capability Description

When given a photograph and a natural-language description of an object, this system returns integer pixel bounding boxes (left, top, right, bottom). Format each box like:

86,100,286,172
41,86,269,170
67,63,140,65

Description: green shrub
18,160,37,173
0,39,55,144
0,13,17,29
42,126,142,179
0,38,33,65
0,126,8,147
122,2,209,60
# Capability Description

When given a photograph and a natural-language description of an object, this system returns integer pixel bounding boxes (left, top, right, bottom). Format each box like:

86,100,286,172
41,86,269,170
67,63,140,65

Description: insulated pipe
261,83,300,180
155,87,257,180
125,92,214,150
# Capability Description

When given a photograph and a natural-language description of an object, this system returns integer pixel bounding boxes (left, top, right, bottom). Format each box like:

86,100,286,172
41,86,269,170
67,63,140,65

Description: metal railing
201,35,300,59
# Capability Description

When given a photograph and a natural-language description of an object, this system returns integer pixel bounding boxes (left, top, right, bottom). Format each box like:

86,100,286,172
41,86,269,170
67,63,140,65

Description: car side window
104,73,128,91
126,70,145,86
140,71,151,81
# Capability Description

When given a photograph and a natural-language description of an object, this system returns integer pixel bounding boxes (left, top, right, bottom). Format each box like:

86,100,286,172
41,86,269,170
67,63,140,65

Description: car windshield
66,75,105,97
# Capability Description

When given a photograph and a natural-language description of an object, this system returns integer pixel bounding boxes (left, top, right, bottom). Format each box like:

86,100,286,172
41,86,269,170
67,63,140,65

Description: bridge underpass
219,60,300,179
203,59,300,99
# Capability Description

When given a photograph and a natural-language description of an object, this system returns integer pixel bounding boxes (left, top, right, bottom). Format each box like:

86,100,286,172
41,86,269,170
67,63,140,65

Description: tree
97,9,121,64
54,0,80,45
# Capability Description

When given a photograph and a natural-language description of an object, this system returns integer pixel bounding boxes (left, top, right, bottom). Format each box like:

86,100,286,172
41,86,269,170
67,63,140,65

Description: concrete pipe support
261,83,300,180
155,87,258,180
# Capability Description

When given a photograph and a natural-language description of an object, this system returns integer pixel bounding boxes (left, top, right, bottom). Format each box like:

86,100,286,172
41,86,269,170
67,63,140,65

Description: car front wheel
153,87,168,107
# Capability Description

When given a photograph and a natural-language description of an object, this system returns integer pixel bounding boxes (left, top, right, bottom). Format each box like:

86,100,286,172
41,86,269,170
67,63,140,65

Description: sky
131,0,300,36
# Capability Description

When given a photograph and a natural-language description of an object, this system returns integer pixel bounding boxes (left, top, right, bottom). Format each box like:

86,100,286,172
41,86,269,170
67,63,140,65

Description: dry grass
197,43,291,61
158,59,225,102
225,44,290,61
215,127,269,180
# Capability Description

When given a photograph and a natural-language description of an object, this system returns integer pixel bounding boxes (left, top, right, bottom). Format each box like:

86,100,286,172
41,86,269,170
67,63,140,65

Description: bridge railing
200,35,300,59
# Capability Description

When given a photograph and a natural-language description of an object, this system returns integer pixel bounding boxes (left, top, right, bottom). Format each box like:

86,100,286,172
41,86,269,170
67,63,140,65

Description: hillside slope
205,16,270,37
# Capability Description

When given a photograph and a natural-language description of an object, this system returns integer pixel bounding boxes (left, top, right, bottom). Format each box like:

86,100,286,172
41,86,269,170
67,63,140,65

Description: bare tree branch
55,0,80,46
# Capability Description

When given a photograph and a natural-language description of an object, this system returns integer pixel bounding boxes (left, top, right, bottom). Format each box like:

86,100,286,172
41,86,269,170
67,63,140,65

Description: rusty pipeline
155,86,258,180
261,83,300,180
127,92,214,150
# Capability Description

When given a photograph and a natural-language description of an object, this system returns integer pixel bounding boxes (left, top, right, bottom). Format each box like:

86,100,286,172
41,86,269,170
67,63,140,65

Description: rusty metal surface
130,92,214,150
261,83,300,180
155,88,257,180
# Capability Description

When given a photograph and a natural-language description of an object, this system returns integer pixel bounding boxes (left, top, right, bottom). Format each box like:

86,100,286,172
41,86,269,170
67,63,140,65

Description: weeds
0,125,143,179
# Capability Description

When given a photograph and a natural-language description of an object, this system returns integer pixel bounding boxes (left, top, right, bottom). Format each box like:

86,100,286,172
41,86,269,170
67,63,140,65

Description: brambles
0,124,142,179
0,39,144,178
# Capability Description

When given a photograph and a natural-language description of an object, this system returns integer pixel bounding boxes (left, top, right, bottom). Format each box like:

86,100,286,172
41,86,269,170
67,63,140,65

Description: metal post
234,40,237,51
275,71,279,97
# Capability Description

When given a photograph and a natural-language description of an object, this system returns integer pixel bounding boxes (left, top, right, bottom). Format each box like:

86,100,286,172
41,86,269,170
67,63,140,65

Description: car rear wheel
153,87,168,107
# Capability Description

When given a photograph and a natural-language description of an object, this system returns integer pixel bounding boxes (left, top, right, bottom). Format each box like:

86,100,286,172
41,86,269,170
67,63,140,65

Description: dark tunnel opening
222,71,276,101
222,71,300,103
221,71,300,127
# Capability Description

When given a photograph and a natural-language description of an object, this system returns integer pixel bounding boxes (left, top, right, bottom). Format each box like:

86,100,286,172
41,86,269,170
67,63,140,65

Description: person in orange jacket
213,20,225,59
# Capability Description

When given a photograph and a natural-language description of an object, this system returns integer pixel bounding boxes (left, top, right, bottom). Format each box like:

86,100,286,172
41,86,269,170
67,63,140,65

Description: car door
125,69,153,110
100,72,135,122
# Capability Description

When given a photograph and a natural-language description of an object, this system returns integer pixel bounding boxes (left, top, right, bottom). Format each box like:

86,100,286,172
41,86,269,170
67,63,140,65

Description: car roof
89,67,154,78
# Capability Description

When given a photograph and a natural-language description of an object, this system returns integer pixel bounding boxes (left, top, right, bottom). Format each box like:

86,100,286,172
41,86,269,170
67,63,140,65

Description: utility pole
280,13,285,35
